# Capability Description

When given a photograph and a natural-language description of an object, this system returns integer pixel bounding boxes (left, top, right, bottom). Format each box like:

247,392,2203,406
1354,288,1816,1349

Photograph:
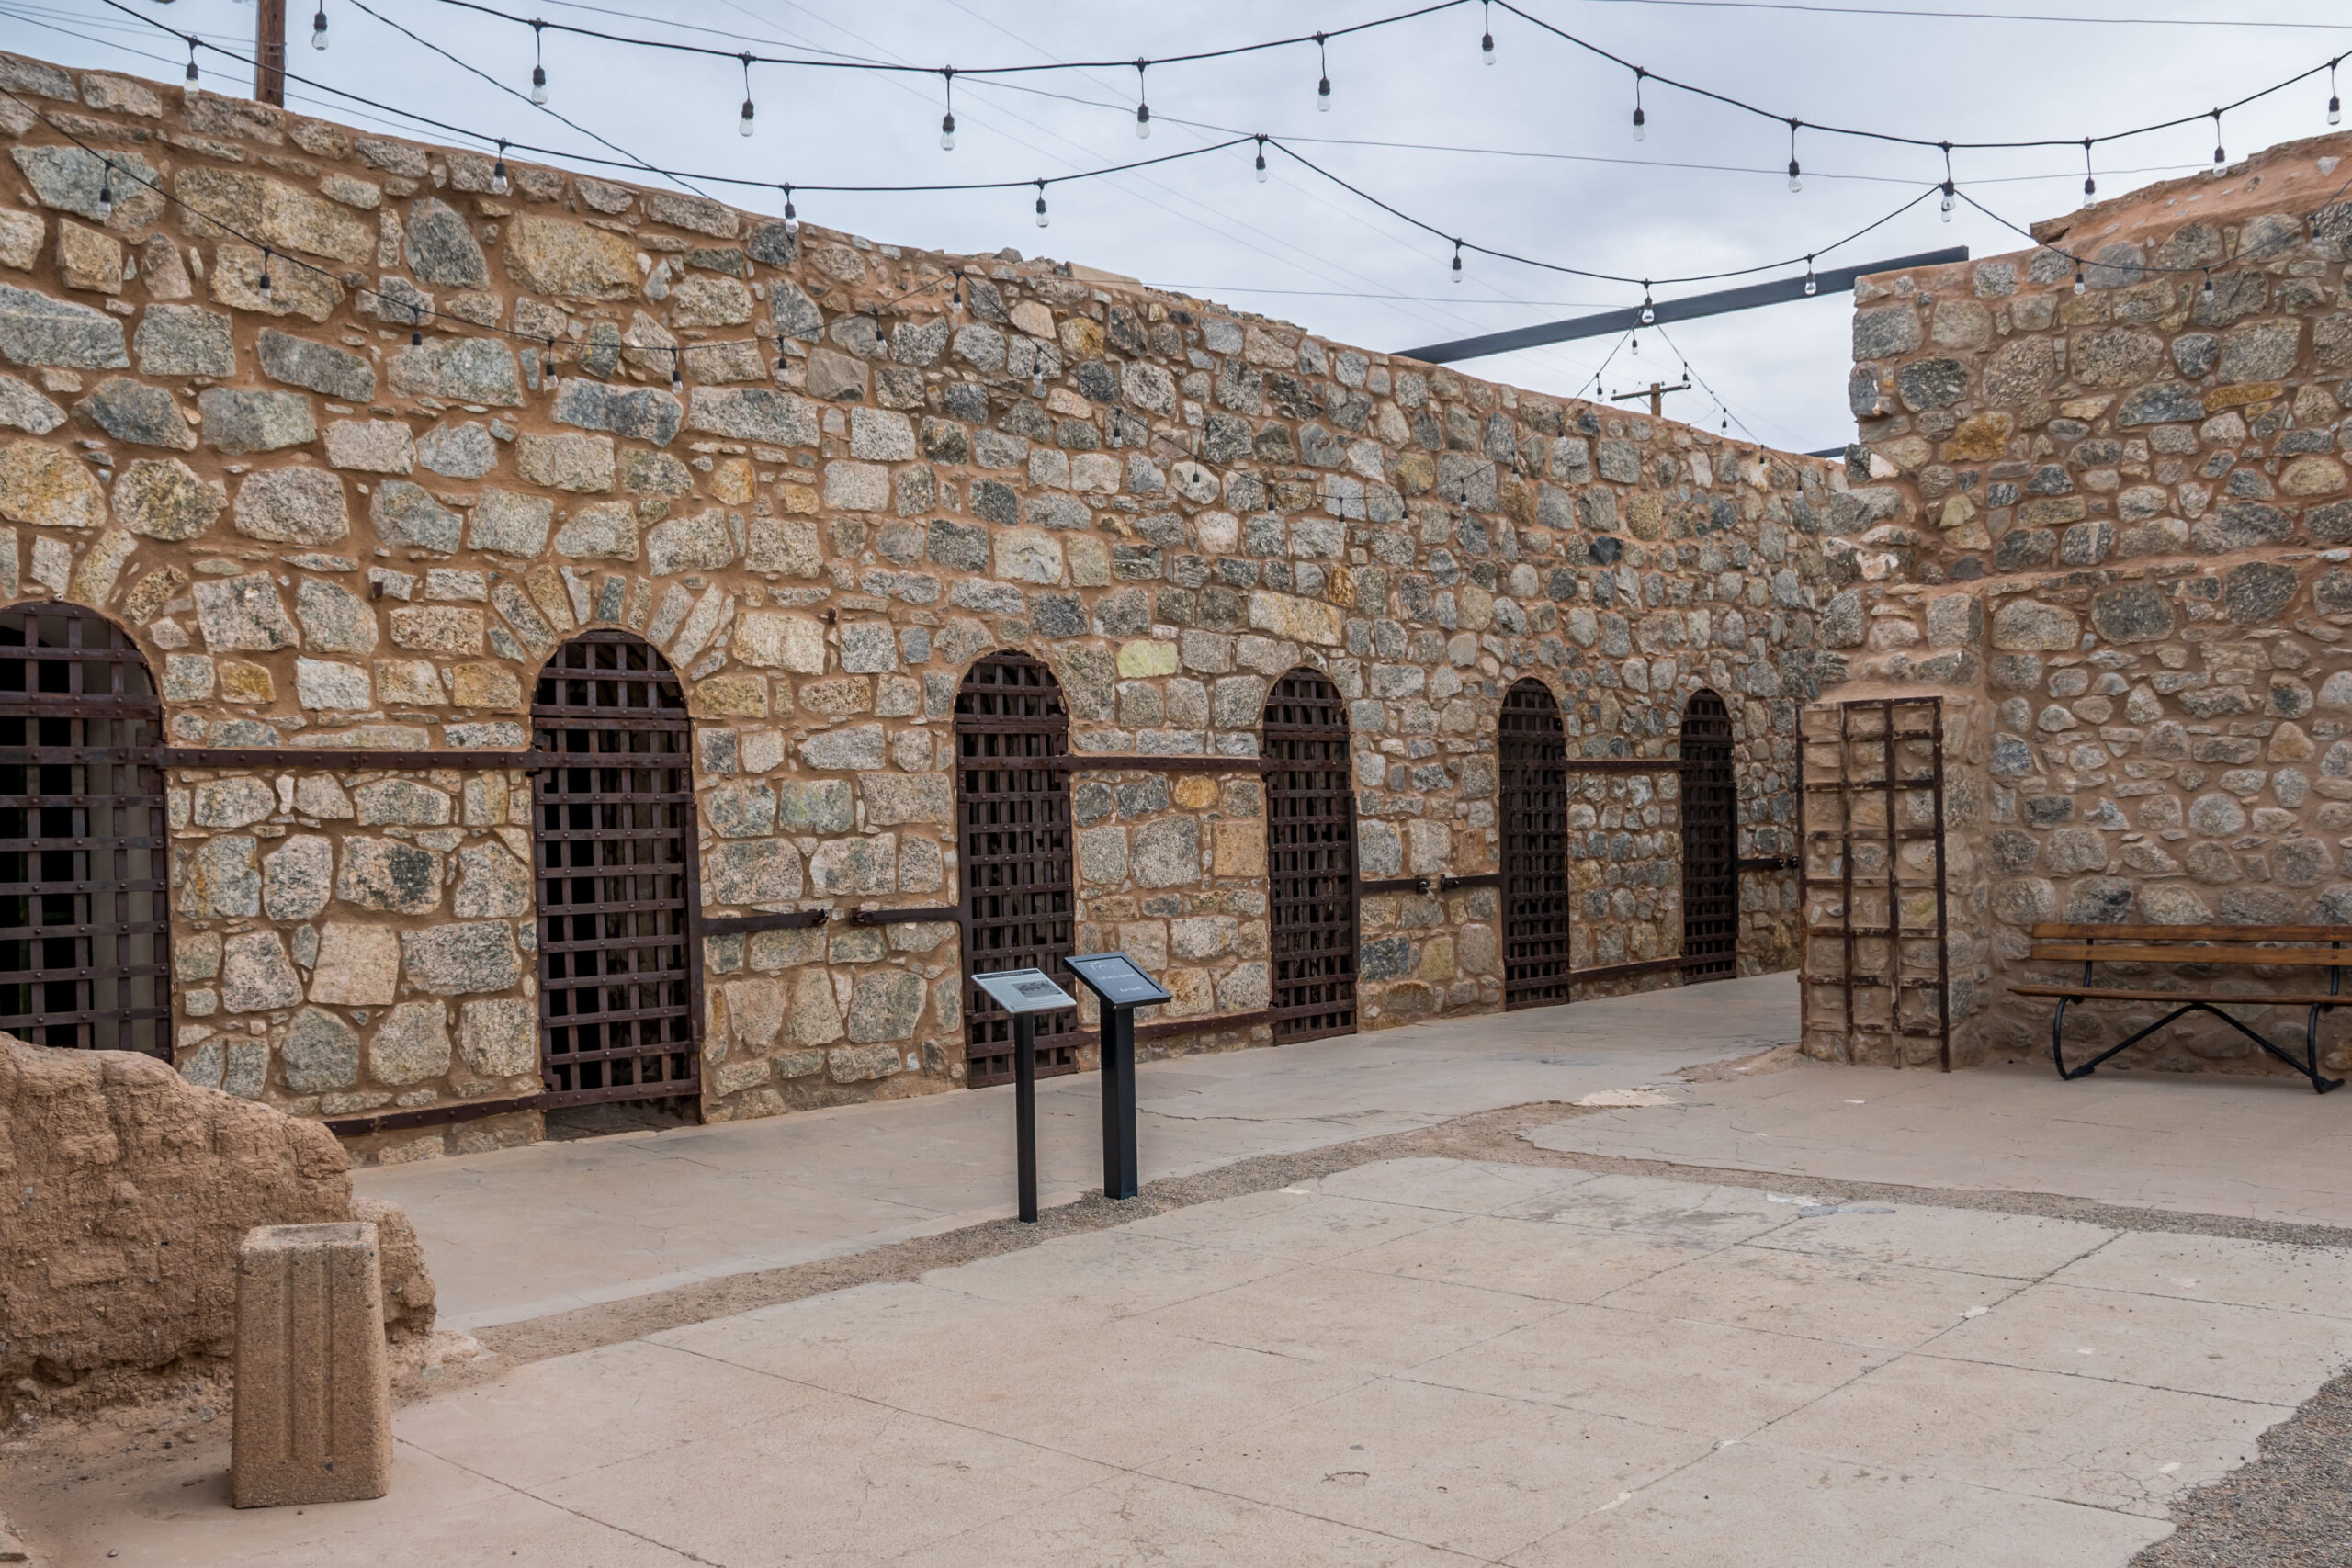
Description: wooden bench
2013,923,2350,1094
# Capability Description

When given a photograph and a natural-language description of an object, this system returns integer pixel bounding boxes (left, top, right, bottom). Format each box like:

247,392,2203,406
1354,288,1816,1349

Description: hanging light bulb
1939,181,1955,222
1451,240,1464,286
783,185,799,236
940,68,956,151
670,350,682,392
1786,120,1803,194
2201,269,2214,303
185,35,198,84
2332,59,2343,125
2211,108,2224,171
545,339,559,396
1639,286,1656,326
1804,260,1817,297
739,54,756,138
1316,32,1331,112
1134,62,1151,138
257,247,273,297
1632,67,1647,141
1253,135,1268,183
95,161,112,220
530,20,548,105
491,141,511,197
311,5,328,51
2081,138,2096,205
1034,180,1049,229
775,335,789,372
2073,260,2086,295
1481,0,1495,64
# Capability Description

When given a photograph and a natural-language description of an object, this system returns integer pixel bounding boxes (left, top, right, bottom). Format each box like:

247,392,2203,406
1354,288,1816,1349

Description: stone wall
1811,129,2352,1077
0,51,1833,1157
0,1031,434,1428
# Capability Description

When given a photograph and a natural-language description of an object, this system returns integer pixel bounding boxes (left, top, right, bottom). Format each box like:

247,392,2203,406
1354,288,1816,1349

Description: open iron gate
531,632,702,1108
1264,669,1357,1043
956,650,1079,1089
1679,689,1738,982
1501,678,1571,1009
0,604,169,1056
1799,696,1951,1069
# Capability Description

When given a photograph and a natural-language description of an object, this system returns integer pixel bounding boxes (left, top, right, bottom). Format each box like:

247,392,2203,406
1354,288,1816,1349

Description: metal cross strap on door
1263,668,1357,1043
956,650,1079,1089
0,604,169,1056
1501,678,1571,1010
531,632,701,1108
1799,696,1951,1069
1679,689,1738,982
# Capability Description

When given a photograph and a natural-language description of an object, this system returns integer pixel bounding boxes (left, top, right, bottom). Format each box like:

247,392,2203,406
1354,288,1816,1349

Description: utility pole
255,0,288,107
1611,379,1692,420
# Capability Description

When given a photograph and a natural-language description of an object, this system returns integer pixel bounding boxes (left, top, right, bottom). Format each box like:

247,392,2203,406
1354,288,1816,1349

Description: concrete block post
232,1222,393,1508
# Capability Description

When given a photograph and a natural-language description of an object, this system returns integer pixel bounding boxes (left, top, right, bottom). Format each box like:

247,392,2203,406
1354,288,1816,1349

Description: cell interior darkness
0,604,168,1056
956,649,1078,1089
1680,687,1738,982
1263,667,1358,1043
531,631,702,1109
1501,677,1571,1010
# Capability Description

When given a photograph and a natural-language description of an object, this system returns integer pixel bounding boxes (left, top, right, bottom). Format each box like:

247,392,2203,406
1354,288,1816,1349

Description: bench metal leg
2053,999,2345,1094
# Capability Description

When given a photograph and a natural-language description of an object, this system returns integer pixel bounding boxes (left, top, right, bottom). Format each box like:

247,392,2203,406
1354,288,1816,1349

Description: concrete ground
13,974,2352,1566
362,973,1801,1331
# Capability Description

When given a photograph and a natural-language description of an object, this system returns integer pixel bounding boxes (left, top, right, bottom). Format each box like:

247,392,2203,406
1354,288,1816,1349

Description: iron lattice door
1264,669,1357,1042
531,633,701,1108
956,651,1078,1089
0,605,168,1055
1680,689,1738,981
1501,678,1571,1009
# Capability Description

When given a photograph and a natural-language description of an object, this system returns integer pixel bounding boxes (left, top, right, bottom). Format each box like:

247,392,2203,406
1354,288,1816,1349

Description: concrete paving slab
2045,1229,2352,1318
1749,1203,2119,1281
359,973,1801,1329
1128,1261,1561,1370
1594,1245,2018,1352
921,1227,1294,1318
1511,1439,2167,1568
1338,1214,1718,1303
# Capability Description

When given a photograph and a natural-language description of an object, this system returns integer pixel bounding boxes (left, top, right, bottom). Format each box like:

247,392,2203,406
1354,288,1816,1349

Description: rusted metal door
1679,689,1738,981
531,632,701,1108
956,650,1078,1089
1264,669,1357,1042
1799,696,1951,1069
1501,677,1571,1009
0,604,169,1055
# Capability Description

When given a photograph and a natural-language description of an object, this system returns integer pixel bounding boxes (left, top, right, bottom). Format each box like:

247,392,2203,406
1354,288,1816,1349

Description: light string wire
401,0,2347,162
77,0,1952,296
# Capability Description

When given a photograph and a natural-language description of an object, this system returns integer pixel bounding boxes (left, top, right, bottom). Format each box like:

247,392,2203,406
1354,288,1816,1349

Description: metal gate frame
531,631,704,1109
1679,689,1738,981
956,650,1080,1089
1799,696,1951,1069
0,604,170,1056
1264,668,1358,1043
1501,677,1571,1010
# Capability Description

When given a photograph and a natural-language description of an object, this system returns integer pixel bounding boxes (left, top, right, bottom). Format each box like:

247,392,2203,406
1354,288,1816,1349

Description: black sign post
970,967,1077,1223
1064,953,1173,1201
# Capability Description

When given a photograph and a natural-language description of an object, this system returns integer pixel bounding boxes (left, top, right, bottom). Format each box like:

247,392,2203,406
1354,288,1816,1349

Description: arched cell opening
956,650,1078,1089
1501,678,1570,1009
1679,688,1738,982
0,604,168,1055
531,632,701,1112
1263,669,1357,1042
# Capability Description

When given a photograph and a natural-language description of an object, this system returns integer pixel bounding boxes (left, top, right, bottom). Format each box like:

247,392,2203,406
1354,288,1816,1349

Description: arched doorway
1501,678,1570,1009
955,650,1077,1089
531,632,700,1108
1680,688,1738,982
0,603,168,1055
1263,668,1357,1042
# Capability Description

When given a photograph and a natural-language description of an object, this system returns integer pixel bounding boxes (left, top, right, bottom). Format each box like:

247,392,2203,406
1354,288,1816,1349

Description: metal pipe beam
1395,247,1970,365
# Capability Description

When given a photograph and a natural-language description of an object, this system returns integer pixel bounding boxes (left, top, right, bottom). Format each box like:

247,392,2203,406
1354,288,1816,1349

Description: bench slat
2011,985,2349,1005
2029,922,2352,942
2027,944,2352,967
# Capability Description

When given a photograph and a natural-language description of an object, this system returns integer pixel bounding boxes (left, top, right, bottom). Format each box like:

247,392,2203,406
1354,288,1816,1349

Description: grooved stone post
232,1222,393,1508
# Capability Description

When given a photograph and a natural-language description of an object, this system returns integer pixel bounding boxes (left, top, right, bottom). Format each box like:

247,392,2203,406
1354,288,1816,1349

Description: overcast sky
16,0,2351,451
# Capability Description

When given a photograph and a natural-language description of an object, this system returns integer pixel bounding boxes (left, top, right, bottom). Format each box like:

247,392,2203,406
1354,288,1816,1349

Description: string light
491,140,510,196
1034,179,1048,229
544,336,557,395
1315,33,1331,113
2201,268,2214,302
2332,58,2343,126
2073,260,2086,294
1134,61,1150,138
2211,107,2225,170
311,4,329,51
1253,133,1267,183
1632,67,1647,141
257,246,273,297
184,35,198,84
410,302,423,346
940,67,956,151
669,347,682,391
1786,119,1803,194
95,159,112,220
529,19,548,105
739,53,755,138
1940,181,1955,221
1803,255,1816,296
1481,0,1495,65
1639,284,1656,325
2081,138,2096,204
1451,239,1463,285
781,184,798,236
